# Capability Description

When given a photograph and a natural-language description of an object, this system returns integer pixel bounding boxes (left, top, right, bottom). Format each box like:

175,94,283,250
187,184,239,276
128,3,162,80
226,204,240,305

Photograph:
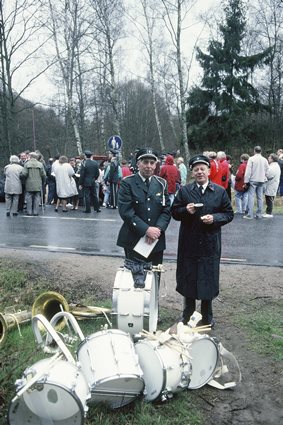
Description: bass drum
8,358,89,425
134,338,191,402
77,329,144,409
187,335,219,389
112,267,158,336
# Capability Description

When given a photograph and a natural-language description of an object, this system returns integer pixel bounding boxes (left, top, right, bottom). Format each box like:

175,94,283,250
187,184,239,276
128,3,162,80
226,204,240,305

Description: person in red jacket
217,151,230,191
121,159,132,178
207,151,221,184
234,153,249,213
159,155,181,205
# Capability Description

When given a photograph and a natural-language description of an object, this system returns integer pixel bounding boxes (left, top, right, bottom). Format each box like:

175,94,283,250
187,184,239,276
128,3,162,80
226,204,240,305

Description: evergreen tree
187,0,272,150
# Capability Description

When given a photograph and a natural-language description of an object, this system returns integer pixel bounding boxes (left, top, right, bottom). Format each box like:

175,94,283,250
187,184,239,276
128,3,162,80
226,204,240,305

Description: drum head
135,341,164,402
8,394,84,425
188,337,218,389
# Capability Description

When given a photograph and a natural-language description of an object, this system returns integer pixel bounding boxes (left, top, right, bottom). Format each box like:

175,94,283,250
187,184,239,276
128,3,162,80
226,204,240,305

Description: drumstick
12,353,62,400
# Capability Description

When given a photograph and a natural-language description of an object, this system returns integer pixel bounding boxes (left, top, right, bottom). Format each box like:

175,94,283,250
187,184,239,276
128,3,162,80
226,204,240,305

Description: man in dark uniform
79,150,101,213
117,147,171,267
172,154,234,327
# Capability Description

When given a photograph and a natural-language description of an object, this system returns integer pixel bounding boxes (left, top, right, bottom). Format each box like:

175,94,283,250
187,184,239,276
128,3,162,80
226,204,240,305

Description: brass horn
0,310,32,347
32,291,70,331
32,291,111,330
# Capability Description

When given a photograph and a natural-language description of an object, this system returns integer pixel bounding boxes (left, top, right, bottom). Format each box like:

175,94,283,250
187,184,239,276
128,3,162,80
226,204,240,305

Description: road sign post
107,135,123,151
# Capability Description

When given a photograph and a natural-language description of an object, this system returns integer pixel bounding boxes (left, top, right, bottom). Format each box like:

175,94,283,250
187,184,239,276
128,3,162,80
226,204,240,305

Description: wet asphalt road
0,203,282,267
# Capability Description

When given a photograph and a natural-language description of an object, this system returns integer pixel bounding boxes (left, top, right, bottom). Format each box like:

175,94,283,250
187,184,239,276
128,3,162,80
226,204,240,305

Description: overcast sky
13,0,221,105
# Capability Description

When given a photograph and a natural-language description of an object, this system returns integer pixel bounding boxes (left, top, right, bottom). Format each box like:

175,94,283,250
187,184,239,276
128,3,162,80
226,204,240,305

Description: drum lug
15,378,25,391
161,390,173,401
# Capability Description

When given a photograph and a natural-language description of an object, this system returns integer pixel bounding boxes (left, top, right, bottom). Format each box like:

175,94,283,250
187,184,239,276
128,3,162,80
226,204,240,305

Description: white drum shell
135,339,191,402
186,335,219,389
9,358,89,424
112,268,158,336
77,329,144,409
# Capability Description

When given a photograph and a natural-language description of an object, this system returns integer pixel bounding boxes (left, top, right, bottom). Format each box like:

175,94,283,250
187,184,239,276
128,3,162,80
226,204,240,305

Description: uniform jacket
20,158,46,192
117,173,171,253
79,159,99,187
172,181,234,300
4,163,23,194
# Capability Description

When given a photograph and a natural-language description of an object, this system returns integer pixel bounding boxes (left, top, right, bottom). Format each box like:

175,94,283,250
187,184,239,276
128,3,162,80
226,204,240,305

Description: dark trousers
265,195,274,214
124,248,163,288
109,182,118,208
83,185,99,212
183,297,213,325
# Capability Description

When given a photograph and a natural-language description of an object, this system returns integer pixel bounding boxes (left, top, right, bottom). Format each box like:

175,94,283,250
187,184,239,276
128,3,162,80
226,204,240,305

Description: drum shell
77,329,144,409
186,335,219,389
8,358,89,424
112,268,158,336
135,339,191,402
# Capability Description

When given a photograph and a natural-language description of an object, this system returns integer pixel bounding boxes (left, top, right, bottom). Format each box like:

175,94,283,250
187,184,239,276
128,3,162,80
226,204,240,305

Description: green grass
234,300,283,361
0,305,203,425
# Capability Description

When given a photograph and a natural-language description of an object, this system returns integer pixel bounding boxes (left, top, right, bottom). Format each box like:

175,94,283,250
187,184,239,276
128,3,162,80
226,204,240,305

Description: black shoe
6,212,10,217
13,213,18,216
33,213,39,216
197,319,215,329
96,209,101,213
54,208,58,212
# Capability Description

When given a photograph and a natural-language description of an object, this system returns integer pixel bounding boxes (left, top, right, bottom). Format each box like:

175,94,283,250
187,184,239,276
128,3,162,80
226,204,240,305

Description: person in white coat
4,155,23,216
262,153,281,218
53,156,78,212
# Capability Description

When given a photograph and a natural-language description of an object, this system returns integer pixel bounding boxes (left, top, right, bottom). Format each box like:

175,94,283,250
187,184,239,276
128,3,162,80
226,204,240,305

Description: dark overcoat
171,181,234,300
79,159,99,187
117,173,171,254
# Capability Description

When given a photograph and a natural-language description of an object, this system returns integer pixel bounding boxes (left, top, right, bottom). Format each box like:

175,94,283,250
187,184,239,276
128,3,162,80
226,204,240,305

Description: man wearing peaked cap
171,153,234,328
189,154,210,169
84,150,93,157
136,148,158,162
117,147,171,283
79,150,101,213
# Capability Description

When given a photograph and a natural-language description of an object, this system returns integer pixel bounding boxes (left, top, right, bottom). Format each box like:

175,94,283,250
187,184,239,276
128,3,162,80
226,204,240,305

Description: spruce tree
187,0,272,150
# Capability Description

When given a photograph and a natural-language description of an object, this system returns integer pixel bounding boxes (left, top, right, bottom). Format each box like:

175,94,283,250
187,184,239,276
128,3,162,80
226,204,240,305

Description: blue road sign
108,135,123,151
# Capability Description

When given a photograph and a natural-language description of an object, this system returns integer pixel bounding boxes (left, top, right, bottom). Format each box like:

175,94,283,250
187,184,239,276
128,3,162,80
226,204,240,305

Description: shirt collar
197,181,209,191
138,172,151,183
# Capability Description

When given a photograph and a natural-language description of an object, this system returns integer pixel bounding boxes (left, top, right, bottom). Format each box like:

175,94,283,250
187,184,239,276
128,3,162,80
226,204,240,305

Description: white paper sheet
133,235,158,258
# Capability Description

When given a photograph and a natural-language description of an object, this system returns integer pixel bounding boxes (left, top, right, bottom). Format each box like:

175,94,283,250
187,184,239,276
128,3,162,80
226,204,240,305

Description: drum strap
124,258,152,288
207,342,242,390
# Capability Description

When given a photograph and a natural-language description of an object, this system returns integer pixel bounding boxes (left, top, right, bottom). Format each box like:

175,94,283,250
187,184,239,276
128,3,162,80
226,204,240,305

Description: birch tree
160,0,199,163
89,0,124,136
45,0,97,155
0,0,51,156
249,0,283,147
134,0,165,152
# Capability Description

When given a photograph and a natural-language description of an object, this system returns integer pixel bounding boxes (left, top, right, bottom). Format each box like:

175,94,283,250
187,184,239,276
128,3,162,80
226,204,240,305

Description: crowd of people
2,146,283,327
2,146,283,218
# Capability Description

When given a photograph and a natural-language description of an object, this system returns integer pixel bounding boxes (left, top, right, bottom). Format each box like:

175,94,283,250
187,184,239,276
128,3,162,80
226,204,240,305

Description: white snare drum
187,335,219,389
134,338,191,402
8,358,89,424
77,329,144,409
112,267,158,336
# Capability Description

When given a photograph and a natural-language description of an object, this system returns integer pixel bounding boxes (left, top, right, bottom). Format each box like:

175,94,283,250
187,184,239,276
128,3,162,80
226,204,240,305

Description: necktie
199,185,203,195
145,178,150,189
